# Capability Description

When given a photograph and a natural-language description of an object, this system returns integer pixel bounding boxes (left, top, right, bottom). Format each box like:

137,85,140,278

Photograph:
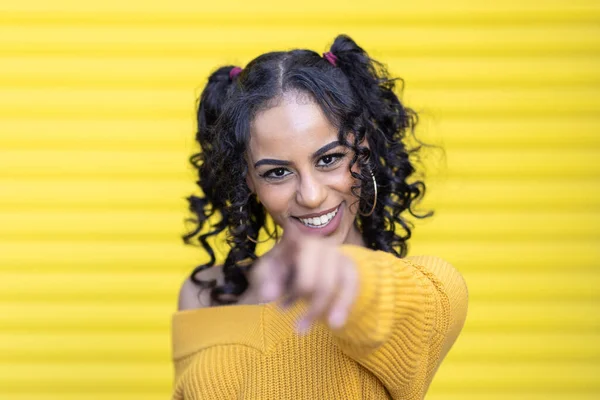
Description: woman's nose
295,174,327,210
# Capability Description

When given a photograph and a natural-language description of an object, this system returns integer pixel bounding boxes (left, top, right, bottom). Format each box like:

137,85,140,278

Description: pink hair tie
323,51,338,66
229,67,243,80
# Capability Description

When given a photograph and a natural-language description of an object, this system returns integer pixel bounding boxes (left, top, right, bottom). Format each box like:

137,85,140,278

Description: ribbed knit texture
171,246,469,399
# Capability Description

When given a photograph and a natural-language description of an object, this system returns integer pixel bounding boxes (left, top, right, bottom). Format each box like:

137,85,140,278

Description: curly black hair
183,34,433,306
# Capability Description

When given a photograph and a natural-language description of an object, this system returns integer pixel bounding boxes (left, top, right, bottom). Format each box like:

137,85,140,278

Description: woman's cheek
330,163,358,195
257,184,294,222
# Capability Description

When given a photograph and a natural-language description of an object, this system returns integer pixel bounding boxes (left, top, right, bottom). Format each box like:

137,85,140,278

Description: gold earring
360,170,378,217
240,206,278,244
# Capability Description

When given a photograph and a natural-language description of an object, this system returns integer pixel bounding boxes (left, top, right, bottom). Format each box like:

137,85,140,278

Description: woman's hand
249,221,359,334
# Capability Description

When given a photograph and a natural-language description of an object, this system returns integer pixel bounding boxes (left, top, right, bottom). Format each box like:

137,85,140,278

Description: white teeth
298,207,339,228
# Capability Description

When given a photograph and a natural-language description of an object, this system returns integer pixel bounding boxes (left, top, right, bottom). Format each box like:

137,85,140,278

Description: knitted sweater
171,245,469,399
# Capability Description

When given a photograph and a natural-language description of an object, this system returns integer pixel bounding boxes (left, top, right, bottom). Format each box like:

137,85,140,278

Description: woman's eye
322,155,334,164
317,153,345,167
263,168,291,179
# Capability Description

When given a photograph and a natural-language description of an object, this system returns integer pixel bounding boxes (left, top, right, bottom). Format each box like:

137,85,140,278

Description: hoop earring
360,170,378,217
239,206,278,244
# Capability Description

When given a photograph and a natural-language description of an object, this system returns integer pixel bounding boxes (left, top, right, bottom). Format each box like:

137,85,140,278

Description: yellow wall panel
0,0,598,398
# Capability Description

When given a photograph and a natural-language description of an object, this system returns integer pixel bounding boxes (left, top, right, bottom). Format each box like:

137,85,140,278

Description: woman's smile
292,202,344,236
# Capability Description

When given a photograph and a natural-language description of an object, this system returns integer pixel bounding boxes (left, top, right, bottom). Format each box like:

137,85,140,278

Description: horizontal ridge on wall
0,210,599,241
0,331,597,363
1,0,600,26
1,149,599,179
1,88,598,118
0,240,598,273
0,271,597,302
2,117,599,150
1,361,596,392
1,0,599,15
0,300,598,333
0,178,598,211
1,25,598,57
1,57,598,89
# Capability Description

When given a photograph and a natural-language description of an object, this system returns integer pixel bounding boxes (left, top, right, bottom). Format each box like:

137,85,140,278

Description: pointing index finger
249,220,302,302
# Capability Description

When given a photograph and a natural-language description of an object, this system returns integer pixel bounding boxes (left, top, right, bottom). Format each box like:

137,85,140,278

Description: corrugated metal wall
0,1,598,398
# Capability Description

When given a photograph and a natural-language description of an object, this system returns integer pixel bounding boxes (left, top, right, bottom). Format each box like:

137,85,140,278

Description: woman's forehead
248,99,338,160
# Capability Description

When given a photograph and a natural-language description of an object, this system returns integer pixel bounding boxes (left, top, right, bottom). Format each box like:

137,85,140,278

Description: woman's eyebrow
254,159,291,168
253,140,341,169
312,140,341,159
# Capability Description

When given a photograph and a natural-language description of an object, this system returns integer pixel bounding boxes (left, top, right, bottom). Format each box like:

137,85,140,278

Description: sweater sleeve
331,245,469,400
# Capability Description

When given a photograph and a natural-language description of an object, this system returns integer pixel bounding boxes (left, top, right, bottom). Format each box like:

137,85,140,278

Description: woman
174,34,468,399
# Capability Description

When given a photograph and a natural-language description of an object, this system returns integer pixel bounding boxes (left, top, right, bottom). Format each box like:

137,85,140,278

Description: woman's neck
343,224,366,247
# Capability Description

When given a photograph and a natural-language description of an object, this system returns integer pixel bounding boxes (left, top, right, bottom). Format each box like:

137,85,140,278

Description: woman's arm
331,246,468,399
250,223,468,399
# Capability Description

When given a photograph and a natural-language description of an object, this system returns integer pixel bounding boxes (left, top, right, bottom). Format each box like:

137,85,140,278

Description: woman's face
245,93,365,247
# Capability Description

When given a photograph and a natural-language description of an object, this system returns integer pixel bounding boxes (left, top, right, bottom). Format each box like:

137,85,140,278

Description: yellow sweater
171,246,469,399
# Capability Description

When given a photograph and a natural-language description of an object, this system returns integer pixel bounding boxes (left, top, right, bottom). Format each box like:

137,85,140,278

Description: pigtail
329,34,414,141
184,66,246,293
329,34,432,257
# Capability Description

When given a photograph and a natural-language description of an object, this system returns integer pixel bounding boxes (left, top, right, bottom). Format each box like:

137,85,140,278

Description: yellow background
0,0,599,398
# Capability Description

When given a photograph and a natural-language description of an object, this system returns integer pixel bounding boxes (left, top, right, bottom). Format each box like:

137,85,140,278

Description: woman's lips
291,202,344,236
294,204,340,219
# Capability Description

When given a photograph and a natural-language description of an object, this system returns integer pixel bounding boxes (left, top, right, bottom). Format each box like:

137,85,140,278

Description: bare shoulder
177,265,224,311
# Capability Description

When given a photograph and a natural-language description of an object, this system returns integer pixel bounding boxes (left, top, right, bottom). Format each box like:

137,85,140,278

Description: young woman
174,34,468,399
